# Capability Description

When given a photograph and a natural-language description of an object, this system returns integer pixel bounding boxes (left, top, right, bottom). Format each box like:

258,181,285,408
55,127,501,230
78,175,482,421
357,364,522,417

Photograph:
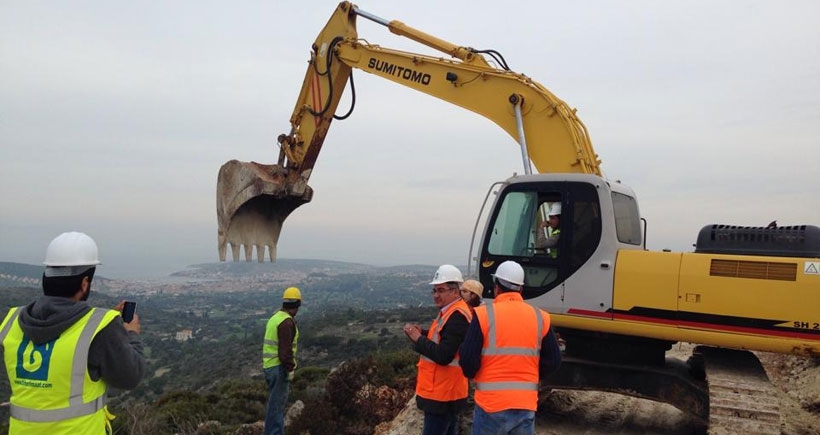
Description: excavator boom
216,1,600,261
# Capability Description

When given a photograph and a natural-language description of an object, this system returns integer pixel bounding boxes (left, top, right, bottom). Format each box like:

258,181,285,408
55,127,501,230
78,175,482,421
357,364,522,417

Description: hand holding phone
122,301,137,323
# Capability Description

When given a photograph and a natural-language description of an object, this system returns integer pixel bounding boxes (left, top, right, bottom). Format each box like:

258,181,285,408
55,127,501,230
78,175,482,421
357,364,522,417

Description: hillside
0,278,433,434
1,259,448,281
0,260,445,309
174,259,449,281
0,262,41,287
0,261,120,292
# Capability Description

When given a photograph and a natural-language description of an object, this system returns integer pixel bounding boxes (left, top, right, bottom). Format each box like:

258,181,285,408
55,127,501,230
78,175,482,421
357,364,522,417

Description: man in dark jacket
404,264,472,435
0,231,146,434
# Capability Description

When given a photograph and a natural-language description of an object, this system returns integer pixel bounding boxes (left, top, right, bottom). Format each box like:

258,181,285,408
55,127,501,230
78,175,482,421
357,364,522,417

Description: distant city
0,259,453,309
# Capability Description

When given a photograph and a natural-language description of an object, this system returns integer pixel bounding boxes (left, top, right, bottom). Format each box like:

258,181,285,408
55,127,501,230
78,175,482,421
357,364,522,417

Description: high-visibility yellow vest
548,228,561,258
415,299,472,402
262,310,298,369
0,306,120,435
473,292,550,412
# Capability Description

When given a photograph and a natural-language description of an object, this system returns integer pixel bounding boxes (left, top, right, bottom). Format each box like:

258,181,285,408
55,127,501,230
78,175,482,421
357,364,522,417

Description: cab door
477,180,603,312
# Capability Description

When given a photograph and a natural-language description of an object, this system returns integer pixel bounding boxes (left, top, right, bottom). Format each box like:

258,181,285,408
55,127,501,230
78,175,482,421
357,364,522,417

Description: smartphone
122,301,137,323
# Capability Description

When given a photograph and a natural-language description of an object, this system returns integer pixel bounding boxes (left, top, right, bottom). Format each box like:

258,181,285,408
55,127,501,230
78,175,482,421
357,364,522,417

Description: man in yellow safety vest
0,231,146,434
262,286,302,435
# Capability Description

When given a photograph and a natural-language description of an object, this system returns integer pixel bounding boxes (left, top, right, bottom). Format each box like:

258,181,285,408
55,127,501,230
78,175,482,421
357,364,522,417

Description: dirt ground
534,343,820,435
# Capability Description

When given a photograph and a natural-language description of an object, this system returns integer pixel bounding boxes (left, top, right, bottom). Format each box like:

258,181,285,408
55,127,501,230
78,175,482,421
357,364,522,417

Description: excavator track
696,346,782,435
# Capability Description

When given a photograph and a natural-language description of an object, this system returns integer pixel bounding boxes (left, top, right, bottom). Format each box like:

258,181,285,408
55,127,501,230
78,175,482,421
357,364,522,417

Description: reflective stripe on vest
0,307,21,344
419,301,471,367
263,310,298,369
480,301,543,358
473,293,549,412
415,299,472,402
2,307,118,429
11,395,106,423
262,338,278,360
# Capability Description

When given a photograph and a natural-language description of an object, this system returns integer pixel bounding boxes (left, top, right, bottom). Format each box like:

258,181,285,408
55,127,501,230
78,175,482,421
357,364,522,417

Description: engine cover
695,224,820,258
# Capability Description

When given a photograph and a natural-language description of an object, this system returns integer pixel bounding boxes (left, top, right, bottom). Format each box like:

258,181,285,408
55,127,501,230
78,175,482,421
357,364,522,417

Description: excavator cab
475,176,609,301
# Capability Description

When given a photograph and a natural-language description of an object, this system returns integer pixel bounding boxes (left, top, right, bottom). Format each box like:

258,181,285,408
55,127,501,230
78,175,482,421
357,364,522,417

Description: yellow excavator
217,2,820,431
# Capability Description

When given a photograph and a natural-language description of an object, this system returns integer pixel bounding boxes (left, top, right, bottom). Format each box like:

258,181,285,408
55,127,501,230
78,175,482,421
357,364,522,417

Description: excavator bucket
216,160,313,262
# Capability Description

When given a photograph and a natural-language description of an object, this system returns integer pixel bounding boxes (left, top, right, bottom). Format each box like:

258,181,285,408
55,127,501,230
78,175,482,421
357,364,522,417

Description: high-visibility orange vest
473,292,550,412
415,299,472,402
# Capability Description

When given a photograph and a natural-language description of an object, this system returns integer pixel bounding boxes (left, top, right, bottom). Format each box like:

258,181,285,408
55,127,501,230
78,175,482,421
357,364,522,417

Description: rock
195,420,222,433
285,399,305,427
354,383,414,423
232,422,264,435
374,395,423,435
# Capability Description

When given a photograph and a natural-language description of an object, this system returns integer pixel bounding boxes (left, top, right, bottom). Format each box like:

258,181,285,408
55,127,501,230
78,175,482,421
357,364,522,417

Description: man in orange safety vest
458,261,561,435
404,264,472,435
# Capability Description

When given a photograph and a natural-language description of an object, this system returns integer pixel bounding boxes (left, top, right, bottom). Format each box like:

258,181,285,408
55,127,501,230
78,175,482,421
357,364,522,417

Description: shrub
289,396,340,435
154,390,213,433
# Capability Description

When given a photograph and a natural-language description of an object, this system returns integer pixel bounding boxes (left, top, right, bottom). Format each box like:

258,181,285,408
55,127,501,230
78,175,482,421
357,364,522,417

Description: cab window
487,191,539,257
612,191,641,245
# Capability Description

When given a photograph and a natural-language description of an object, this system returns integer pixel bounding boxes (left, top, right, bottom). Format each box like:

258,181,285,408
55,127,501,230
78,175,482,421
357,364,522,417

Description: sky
1,1,818,279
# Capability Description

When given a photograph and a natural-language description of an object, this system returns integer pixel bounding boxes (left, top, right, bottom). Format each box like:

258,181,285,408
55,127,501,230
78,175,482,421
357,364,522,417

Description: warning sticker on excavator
804,262,820,275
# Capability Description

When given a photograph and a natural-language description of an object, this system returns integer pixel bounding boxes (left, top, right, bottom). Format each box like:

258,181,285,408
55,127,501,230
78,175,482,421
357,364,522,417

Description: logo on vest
16,337,55,382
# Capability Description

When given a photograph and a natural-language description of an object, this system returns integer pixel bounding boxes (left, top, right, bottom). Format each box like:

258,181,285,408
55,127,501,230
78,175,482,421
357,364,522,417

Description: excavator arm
217,1,601,261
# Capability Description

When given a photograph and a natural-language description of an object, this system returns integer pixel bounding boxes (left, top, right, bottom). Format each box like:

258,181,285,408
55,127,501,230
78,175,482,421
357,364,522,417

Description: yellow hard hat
283,286,302,301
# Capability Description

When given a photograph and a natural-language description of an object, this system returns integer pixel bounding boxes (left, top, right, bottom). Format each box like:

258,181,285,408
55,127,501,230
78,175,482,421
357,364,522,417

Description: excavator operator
536,203,561,258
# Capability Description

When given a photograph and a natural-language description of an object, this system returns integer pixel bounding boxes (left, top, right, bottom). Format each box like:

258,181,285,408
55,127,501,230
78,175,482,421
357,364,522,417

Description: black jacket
413,309,469,414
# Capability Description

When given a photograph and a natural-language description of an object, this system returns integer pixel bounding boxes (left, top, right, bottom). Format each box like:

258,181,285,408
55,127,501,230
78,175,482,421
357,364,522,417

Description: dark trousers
422,411,459,435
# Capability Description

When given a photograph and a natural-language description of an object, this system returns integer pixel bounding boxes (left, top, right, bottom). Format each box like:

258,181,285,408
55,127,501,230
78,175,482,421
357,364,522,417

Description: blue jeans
471,405,535,435
423,411,459,435
264,365,289,435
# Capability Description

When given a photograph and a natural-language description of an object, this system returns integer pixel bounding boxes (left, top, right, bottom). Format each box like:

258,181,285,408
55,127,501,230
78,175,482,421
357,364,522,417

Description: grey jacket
10,296,146,390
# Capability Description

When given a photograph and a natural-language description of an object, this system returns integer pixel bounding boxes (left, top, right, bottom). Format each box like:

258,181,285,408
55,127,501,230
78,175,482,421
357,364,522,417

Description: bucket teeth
217,241,276,262
231,243,240,262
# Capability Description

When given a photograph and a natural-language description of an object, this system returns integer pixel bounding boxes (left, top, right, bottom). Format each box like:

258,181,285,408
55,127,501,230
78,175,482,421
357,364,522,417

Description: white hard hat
492,261,525,286
43,232,101,267
430,264,464,285
549,203,562,216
